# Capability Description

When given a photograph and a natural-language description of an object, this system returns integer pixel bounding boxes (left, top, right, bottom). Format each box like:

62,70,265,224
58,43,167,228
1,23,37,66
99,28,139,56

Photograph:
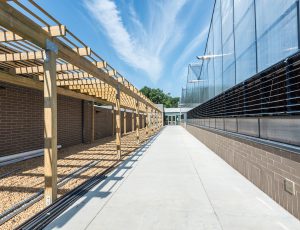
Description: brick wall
83,101,93,143
94,108,143,139
94,107,113,139
186,124,300,219
0,82,83,156
0,83,144,156
58,94,82,147
0,83,43,155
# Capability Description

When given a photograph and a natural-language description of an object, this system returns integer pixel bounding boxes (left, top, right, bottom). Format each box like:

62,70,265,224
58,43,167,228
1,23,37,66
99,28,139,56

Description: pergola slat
0,47,90,62
0,25,66,42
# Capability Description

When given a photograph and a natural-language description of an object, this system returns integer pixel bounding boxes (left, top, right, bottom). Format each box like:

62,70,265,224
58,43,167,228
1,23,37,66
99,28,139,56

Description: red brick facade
0,83,82,156
0,83,140,156
94,107,114,140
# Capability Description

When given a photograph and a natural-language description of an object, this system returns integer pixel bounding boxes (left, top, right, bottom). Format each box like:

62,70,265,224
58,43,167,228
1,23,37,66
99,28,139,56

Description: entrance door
166,115,179,125
172,116,176,125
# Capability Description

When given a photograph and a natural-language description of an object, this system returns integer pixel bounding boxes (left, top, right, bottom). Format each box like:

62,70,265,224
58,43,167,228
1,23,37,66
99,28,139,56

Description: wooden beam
56,78,102,86
158,113,160,128
115,85,121,160
94,61,107,68
146,106,149,136
135,99,140,144
0,50,44,62
0,25,66,42
0,70,108,104
15,63,80,74
108,69,116,77
43,42,57,206
38,72,92,81
16,61,106,75
0,47,91,62
74,87,104,93
151,109,154,132
72,47,91,56
68,84,108,90
0,71,142,113
154,110,156,130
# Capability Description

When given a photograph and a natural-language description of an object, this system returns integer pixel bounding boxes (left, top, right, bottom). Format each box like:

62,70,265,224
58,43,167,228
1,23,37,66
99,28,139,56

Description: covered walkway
46,126,300,230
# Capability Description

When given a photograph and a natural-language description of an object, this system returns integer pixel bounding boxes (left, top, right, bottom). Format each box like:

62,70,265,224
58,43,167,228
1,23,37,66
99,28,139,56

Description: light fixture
188,79,205,83
197,53,231,60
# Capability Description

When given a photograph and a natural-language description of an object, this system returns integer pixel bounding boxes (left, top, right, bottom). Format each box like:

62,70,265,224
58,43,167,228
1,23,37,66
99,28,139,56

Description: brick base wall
0,82,82,156
186,124,300,219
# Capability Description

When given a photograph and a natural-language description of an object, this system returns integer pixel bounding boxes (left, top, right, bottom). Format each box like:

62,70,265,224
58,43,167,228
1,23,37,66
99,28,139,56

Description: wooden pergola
0,1,163,206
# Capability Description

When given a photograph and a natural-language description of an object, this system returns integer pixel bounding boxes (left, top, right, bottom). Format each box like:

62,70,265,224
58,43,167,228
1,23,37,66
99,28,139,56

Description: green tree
140,86,179,108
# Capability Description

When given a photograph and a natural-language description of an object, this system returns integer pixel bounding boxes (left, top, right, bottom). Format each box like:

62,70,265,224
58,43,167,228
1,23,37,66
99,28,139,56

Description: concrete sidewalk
46,126,300,230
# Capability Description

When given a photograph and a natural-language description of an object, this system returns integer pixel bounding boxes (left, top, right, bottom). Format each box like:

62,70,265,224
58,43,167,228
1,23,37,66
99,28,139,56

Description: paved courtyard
46,126,300,230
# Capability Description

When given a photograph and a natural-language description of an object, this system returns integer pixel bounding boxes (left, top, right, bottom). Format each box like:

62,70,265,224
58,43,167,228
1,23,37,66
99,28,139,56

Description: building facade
182,0,300,220
163,108,191,126
181,0,299,105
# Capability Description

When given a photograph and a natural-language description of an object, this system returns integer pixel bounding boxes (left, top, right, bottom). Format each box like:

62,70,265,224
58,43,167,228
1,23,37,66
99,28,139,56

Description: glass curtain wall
181,64,205,107
181,0,299,107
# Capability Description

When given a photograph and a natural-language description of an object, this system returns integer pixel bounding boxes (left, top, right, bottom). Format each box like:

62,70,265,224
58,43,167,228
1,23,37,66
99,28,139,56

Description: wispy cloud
84,0,189,82
173,25,209,76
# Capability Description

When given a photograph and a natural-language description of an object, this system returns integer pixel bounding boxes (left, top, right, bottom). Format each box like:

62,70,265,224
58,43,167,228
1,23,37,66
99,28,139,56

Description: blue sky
35,0,214,97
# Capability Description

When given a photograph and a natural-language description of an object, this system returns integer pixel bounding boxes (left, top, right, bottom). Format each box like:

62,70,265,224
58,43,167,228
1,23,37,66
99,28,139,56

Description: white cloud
84,0,189,82
173,25,209,75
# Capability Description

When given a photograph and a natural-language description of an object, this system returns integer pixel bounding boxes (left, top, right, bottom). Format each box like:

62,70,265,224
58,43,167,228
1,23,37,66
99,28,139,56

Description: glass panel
207,24,215,99
213,0,223,95
234,0,257,83
222,0,235,90
223,63,235,91
256,0,298,71
202,61,209,102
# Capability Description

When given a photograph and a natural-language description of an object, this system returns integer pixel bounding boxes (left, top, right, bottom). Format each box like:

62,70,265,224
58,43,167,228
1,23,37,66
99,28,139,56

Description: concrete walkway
46,126,300,230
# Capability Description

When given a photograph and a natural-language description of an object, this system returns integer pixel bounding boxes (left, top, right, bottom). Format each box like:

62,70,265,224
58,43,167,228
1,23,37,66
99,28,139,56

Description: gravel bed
0,129,153,229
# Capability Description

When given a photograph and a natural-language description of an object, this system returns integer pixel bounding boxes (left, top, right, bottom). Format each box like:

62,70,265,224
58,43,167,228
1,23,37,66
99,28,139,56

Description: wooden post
112,105,115,136
154,110,157,131
124,109,127,134
131,111,135,132
91,101,95,142
135,100,140,143
149,109,152,133
44,40,58,206
146,106,149,137
115,85,121,160
155,111,158,130
151,109,154,132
